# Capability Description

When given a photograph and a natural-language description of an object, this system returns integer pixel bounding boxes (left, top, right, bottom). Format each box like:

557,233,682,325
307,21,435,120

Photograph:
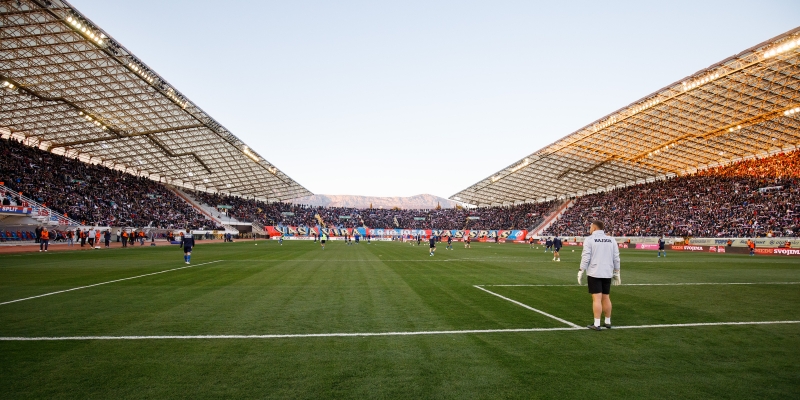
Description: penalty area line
1,321,797,341
0,260,224,306
473,285,581,328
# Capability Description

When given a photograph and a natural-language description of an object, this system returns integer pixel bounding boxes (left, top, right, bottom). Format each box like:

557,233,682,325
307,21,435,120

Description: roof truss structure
0,0,311,201
451,27,800,207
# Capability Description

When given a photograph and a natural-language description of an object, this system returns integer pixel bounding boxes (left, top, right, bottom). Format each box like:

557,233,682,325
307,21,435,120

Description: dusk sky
72,0,800,198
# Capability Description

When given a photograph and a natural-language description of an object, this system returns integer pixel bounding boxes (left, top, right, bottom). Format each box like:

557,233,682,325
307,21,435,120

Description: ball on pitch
255,243,258,246
572,249,575,252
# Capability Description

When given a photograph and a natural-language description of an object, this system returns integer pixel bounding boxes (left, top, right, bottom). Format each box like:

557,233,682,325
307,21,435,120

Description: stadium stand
1,136,223,230
191,190,559,230
544,149,800,238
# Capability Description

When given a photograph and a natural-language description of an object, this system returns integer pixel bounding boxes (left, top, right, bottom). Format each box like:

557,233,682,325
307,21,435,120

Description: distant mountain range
289,194,458,209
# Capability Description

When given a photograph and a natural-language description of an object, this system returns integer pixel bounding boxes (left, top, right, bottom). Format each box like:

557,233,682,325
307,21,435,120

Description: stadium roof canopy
0,0,312,201
451,27,800,207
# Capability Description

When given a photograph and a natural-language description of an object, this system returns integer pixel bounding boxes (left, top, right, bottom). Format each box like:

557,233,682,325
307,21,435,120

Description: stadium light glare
783,107,800,116
242,146,260,163
65,15,106,48
764,38,799,58
682,72,722,91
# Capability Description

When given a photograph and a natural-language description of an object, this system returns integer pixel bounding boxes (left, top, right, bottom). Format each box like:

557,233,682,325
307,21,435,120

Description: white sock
594,318,600,327
605,317,611,325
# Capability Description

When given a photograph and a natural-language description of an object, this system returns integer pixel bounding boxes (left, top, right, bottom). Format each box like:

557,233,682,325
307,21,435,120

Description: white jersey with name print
579,230,620,278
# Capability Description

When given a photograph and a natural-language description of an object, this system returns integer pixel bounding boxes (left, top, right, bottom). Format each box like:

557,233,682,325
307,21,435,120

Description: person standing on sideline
87,227,95,248
577,220,621,331
121,230,128,247
94,229,101,249
182,229,195,264
66,230,74,247
39,227,50,252
104,230,111,248
657,235,666,257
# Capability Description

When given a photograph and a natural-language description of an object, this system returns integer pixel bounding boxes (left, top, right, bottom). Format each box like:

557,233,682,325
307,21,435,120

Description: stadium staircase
528,199,573,237
167,187,239,232
0,184,80,227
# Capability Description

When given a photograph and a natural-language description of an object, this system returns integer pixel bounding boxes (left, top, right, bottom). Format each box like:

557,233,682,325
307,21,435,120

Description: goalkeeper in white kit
576,220,621,330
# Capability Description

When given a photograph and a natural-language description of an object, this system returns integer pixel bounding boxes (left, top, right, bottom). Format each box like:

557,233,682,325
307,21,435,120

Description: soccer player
553,236,562,261
417,235,421,246
429,235,436,256
182,229,194,264
577,220,620,331
529,236,535,249
355,233,360,244
657,235,666,257
464,235,471,249
748,239,755,256
321,233,327,250
279,233,284,246
39,227,49,252
446,235,453,250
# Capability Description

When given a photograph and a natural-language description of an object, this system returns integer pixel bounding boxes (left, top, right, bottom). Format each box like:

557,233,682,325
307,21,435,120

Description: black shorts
587,276,611,294
554,247,561,252
321,240,326,244
430,244,436,249
184,246,193,253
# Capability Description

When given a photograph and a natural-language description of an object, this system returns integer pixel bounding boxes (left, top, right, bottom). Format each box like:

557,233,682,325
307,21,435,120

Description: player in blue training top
182,229,195,264
657,235,666,257
429,235,437,256
552,236,562,262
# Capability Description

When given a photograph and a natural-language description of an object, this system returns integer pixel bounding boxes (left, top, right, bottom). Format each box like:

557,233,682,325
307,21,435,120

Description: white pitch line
0,327,583,341
1,320,797,341
0,260,224,306
473,285,581,328
613,320,800,330
480,282,800,287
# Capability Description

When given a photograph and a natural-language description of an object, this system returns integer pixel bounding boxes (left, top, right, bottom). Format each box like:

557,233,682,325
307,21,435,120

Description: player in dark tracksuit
182,229,195,264
446,235,453,250
553,237,562,262
429,236,437,256
545,238,553,253
657,236,666,257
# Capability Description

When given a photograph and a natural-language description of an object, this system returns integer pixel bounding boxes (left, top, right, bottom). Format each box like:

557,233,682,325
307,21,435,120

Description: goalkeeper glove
577,269,584,285
612,270,621,286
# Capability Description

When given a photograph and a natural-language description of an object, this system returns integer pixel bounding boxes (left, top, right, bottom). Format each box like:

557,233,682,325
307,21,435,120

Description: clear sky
71,0,799,198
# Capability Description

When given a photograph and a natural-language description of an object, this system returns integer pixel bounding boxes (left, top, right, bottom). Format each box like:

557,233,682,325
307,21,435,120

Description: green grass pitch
1,240,799,399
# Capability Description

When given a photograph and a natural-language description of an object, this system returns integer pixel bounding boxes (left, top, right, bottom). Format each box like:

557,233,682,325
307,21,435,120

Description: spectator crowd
192,190,559,231
544,150,800,238
0,136,222,230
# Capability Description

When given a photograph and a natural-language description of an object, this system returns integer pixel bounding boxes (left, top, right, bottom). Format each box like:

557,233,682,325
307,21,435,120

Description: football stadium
1,1,799,398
